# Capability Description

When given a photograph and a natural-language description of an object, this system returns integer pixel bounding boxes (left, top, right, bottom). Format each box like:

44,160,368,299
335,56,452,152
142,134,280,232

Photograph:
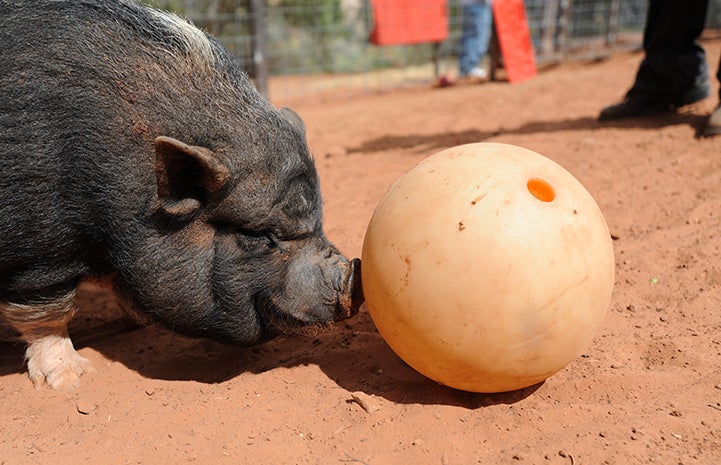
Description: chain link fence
149,0,721,99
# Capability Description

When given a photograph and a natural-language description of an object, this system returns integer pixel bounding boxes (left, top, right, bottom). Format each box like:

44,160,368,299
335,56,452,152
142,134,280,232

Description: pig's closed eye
252,233,289,255
216,224,284,254
266,232,286,253
233,232,276,254
212,221,291,255
213,221,263,239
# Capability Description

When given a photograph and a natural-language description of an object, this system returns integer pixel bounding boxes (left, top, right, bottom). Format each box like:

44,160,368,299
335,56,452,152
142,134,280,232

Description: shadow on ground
0,284,540,409
347,111,710,155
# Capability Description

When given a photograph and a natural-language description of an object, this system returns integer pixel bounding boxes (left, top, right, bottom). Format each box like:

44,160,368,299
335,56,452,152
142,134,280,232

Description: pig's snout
337,258,364,321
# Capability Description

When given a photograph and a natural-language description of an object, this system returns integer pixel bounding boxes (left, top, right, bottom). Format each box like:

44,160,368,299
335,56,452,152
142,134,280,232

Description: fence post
540,0,560,60
557,0,572,56
606,0,620,48
248,0,269,96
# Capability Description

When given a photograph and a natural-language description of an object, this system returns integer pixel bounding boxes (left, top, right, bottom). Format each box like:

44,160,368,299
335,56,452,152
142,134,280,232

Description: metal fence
148,0,721,99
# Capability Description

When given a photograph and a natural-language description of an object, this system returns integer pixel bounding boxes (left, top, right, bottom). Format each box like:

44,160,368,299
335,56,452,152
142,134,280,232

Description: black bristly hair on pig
0,0,363,390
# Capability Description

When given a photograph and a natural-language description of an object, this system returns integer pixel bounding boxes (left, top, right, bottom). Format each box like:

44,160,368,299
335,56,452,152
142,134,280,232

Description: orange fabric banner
370,0,448,46
493,0,537,82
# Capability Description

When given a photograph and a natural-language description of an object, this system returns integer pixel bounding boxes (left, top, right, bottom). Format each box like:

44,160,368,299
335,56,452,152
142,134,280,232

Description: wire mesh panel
148,0,721,98
148,0,257,70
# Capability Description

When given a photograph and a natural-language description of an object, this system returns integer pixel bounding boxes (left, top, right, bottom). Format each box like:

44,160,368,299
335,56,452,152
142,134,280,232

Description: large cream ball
361,143,615,393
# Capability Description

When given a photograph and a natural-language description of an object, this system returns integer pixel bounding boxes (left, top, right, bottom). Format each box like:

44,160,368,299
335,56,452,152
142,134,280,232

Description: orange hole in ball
527,177,555,202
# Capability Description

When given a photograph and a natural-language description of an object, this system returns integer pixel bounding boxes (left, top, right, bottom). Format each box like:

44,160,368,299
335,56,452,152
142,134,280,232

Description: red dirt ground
2,39,721,465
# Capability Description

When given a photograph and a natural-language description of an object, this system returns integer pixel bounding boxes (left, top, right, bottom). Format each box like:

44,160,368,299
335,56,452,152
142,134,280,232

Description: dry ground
2,39,721,465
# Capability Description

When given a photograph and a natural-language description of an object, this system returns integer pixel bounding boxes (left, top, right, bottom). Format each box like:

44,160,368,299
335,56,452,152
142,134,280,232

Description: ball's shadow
0,283,540,407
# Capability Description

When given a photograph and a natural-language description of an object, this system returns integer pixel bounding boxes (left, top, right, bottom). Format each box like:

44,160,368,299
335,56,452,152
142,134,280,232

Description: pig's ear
154,136,232,220
280,107,306,136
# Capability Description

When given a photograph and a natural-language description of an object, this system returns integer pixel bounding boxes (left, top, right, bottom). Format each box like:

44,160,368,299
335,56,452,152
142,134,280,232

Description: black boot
599,82,710,121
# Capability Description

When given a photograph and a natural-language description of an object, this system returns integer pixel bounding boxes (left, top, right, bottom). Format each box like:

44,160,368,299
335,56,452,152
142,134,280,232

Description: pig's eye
233,229,286,255
266,233,287,254
217,222,284,254
266,233,278,247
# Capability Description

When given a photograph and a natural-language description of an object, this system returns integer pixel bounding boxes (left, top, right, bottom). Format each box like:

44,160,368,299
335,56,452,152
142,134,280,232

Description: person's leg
717,51,721,99
630,0,709,98
703,51,721,136
459,0,493,77
599,0,710,120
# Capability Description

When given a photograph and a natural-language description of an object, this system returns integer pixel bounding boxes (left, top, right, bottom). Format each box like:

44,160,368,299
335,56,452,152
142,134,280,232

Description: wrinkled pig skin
0,0,364,389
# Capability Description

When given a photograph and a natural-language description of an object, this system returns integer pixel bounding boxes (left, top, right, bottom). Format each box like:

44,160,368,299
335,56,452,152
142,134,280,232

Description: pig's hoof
26,335,96,390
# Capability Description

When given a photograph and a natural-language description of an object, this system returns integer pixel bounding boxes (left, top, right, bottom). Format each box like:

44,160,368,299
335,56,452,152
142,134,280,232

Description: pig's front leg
1,291,95,389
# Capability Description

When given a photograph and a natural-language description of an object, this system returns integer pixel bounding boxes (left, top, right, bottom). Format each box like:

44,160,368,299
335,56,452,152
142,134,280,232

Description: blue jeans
459,0,493,76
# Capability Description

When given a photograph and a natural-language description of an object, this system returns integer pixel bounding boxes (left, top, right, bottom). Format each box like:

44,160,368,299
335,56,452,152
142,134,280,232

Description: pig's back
0,0,271,290
0,0,234,290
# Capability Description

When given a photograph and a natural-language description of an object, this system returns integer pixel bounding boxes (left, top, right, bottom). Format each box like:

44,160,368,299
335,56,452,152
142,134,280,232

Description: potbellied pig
0,0,363,389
